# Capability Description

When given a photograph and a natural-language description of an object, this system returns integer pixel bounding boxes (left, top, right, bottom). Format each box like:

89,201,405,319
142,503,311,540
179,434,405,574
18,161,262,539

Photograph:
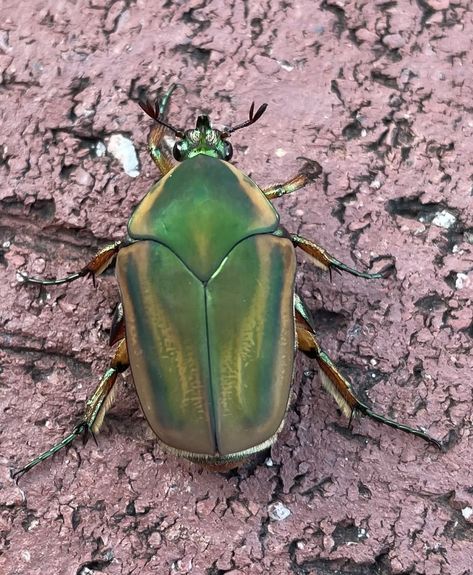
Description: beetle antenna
138,98,185,138
222,102,268,137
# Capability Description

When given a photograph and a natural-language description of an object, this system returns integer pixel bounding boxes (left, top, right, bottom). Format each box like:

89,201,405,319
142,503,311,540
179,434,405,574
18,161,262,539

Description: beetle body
13,88,440,480
117,154,296,464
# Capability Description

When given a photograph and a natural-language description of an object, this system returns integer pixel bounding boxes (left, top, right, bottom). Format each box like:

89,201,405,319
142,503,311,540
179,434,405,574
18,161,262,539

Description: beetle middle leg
20,240,122,286
262,161,322,200
13,333,130,479
295,295,441,448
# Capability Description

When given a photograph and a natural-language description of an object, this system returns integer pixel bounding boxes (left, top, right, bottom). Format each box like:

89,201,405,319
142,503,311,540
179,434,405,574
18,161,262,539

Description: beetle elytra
13,86,441,479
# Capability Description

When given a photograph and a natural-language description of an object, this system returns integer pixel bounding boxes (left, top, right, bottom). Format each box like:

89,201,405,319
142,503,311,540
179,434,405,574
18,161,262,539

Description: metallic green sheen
116,234,296,458
127,155,279,281
206,234,296,454
116,241,215,454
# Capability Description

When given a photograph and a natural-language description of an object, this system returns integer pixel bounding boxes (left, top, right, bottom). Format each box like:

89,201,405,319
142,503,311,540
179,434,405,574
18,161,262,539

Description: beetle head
140,98,268,162
173,115,234,161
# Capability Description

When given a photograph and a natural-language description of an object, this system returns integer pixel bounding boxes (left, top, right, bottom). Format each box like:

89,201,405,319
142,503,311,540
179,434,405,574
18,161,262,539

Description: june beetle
13,86,441,479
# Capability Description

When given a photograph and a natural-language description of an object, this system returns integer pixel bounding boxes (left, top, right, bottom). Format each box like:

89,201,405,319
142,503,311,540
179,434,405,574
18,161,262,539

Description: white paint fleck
107,134,140,177
95,141,106,157
462,506,473,520
432,210,456,229
413,224,426,235
278,60,294,72
275,148,287,158
455,272,468,290
21,550,31,562
27,519,39,531
268,501,291,521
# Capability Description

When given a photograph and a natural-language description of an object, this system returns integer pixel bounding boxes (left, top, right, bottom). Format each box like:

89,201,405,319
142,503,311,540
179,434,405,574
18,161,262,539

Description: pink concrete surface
1,1,472,574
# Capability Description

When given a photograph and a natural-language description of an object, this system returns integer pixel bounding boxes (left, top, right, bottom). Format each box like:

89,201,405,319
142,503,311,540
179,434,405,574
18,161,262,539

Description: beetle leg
12,338,129,480
85,337,129,435
291,234,383,279
20,241,122,286
263,174,310,200
263,161,322,200
148,123,175,175
109,302,126,346
294,294,442,448
147,85,179,175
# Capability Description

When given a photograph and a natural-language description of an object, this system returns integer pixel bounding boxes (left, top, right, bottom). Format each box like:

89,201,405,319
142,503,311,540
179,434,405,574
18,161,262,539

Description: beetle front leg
262,161,322,200
145,85,180,175
12,337,130,479
147,123,175,175
20,241,122,286
291,234,383,279
294,295,442,448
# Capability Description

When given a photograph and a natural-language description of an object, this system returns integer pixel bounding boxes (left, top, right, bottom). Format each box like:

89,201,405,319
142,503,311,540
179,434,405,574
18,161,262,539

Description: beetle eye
173,142,183,161
224,141,233,161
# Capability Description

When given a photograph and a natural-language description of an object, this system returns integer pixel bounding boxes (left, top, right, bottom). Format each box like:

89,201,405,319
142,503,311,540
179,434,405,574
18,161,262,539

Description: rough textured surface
1,1,472,574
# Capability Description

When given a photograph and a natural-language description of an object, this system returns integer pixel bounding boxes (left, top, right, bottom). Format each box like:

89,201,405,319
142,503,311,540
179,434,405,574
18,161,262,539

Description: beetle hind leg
295,295,441,448
20,241,122,287
13,338,130,480
85,338,129,434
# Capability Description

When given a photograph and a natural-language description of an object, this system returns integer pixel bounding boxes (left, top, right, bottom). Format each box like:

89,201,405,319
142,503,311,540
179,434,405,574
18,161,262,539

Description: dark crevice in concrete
332,191,356,224
320,1,346,39
371,69,399,90
386,196,453,224
299,476,334,501
414,293,446,313
1,198,56,221
172,44,212,67
76,555,114,575
332,520,367,549
415,0,436,29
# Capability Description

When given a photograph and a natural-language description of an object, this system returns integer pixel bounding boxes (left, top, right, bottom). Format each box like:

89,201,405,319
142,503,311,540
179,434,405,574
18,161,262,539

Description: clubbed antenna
222,102,268,137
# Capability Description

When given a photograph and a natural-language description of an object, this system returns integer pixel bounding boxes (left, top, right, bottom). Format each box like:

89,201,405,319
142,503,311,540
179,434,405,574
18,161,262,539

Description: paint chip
455,272,468,290
107,134,140,177
95,141,106,157
432,210,456,229
268,501,291,521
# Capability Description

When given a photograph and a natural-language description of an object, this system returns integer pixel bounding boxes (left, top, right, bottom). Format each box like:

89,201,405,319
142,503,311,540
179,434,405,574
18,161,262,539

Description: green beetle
13,87,440,479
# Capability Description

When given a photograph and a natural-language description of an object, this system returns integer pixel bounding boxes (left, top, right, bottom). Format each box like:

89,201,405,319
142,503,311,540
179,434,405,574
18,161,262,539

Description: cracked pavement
0,1,472,574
